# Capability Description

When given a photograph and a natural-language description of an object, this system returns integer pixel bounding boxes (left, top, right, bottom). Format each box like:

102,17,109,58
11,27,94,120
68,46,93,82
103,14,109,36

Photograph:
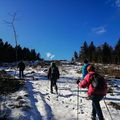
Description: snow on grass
0,64,120,120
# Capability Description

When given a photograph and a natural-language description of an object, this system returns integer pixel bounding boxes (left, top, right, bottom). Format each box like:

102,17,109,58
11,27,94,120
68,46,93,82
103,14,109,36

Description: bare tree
4,13,18,62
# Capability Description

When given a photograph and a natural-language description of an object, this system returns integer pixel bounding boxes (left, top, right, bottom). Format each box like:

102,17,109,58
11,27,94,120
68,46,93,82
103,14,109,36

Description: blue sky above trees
0,0,120,60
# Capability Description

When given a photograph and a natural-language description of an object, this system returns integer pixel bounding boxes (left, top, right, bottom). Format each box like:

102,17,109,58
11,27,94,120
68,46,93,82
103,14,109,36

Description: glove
76,79,80,84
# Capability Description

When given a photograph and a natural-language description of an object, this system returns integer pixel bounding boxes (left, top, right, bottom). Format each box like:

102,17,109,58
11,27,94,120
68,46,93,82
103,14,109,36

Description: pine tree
71,57,74,62
0,39,4,62
71,40,118,64
88,41,96,62
101,42,111,64
79,41,88,62
0,39,41,62
114,39,120,64
95,46,102,63
73,51,79,61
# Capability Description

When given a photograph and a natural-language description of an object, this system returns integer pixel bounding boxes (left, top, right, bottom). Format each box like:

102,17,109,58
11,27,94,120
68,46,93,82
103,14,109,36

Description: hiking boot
51,91,53,94
56,90,58,94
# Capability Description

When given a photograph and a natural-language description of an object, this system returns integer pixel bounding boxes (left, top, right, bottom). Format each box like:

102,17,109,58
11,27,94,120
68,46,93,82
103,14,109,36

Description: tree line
72,39,120,64
0,38,41,62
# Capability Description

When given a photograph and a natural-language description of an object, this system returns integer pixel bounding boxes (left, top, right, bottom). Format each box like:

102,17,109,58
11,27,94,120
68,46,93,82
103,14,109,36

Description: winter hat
87,65,95,72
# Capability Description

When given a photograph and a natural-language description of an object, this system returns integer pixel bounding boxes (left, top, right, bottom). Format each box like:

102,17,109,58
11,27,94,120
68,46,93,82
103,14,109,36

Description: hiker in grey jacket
48,62,60,94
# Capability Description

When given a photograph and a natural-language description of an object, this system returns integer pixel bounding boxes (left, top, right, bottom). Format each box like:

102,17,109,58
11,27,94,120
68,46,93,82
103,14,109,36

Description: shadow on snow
26,81,43,120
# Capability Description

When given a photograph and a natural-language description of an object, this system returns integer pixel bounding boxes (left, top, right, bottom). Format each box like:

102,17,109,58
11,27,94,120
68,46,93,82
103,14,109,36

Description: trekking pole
13,67,17,79
77,85,79,120
103,97,113,120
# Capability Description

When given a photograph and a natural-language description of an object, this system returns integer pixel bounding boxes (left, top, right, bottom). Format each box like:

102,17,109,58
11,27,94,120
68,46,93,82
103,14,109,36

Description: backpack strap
88,72,96,86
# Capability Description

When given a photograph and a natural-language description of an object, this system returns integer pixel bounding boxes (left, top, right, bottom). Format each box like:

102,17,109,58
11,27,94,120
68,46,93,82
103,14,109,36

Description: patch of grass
0,70,12,78
0,70,25,94
95,64,120,78
62,69,68,74
108,102,120,110
76,70,81,74
0,78,25,95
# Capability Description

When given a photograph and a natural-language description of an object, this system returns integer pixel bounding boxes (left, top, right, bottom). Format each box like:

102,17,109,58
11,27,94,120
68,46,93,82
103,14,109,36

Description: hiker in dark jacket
48,62,60,94
18,61,25,79
81,59,89,79
77,65,107,120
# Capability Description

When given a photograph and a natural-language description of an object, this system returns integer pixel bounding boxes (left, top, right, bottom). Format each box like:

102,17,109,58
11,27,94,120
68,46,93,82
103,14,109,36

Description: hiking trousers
19,70,24,78
50,79,58,93
91,95,104,120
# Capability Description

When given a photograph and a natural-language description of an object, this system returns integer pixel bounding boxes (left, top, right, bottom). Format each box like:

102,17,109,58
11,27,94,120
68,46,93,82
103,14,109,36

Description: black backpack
90,73,106,89
51,67,59,79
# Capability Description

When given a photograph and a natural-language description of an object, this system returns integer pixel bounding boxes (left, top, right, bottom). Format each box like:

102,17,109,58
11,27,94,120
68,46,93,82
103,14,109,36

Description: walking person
81,59,89,79
18,61,25,79
48,62,60,94
77,65,107,120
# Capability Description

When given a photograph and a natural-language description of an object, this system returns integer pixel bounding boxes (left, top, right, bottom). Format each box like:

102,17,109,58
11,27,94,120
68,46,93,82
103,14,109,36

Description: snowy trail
1,65,120,120
25,75,93,120
26,79,77,120
25,73,120,120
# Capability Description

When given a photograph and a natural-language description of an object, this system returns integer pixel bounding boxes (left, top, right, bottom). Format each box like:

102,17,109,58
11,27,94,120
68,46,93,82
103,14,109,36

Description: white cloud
92,26,106,35
106,0,120,8
115,0,120,7
46,52,55,60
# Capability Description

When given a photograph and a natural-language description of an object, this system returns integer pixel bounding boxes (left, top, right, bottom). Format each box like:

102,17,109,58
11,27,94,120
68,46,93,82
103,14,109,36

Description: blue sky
0,0,120,60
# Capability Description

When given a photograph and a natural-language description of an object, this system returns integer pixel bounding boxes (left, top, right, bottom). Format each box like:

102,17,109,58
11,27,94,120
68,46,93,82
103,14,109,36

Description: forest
0,38,41,62
72,39,120,64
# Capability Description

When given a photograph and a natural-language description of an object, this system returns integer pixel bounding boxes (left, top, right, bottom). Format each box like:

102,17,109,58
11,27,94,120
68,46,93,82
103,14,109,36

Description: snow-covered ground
0,64,120,120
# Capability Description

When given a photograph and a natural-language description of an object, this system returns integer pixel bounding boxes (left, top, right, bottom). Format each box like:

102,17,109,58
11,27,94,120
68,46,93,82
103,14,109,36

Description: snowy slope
0,64,120,120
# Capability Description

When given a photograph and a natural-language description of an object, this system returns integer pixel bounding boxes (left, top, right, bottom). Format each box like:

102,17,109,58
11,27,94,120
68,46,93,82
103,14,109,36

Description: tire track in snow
26,81,43,120
29,80,56,120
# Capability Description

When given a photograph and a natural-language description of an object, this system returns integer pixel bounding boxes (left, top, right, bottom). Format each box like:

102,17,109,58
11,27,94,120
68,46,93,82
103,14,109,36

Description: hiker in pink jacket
77,65,107,120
